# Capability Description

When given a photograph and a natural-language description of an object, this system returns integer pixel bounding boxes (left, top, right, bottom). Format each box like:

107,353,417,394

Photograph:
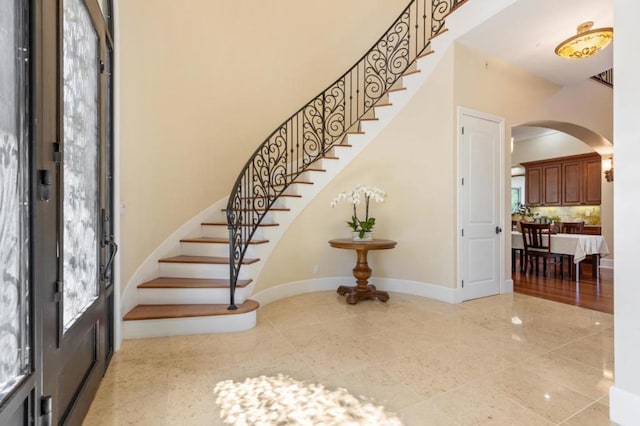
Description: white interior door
458,108,504,301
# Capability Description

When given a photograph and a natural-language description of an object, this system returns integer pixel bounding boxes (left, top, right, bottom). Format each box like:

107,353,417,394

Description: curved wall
118,0,409,292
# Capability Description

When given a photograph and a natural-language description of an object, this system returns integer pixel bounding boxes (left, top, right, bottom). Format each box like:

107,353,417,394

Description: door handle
495,226,503,234
100,208,118,281
101,237,118,281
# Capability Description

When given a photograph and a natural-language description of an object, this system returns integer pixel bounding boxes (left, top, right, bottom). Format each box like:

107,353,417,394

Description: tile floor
84,291,615,425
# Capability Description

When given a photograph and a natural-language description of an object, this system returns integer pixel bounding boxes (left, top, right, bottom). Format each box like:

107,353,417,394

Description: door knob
495,226,503,234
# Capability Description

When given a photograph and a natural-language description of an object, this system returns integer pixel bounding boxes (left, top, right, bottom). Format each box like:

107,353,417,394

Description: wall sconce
602,156,614,182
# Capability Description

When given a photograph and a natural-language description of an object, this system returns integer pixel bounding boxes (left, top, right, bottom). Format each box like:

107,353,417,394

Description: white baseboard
502,278,514,293
122,310,256,339
372,277,459,303
252,277,459,307
252,278,347,306
600,258,614,269
610,385,640,425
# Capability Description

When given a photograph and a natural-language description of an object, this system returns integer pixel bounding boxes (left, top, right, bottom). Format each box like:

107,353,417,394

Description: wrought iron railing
225,0,466,309
591,68,613,88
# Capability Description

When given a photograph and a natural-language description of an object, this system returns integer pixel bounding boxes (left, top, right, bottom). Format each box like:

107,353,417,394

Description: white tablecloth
512,231,610,263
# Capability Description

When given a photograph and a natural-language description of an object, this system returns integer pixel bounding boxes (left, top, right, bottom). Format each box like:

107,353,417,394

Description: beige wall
258,48,457,291
118,0,409,287
452,43,613,275
259,42,613,293
119,2,614,296
512,132,596,166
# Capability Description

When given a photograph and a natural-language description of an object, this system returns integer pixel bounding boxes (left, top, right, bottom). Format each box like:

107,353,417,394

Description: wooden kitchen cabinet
522,153,601,206
583,157,602,204
525,166,543,205
582,226,602,235
543,163,562,205
562,160,583,205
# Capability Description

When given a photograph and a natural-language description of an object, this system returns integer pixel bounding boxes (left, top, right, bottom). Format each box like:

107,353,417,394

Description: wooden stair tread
123,300,260,321
239,194,302,199
359,117,379,122
180,237,268,245
429,27,449,41
346,130,365,135
298,167,325,172
138,277,252,289
271,180,313,185
159,255,259,265
202,222,279,227
222,208,291,212
417,49,435,59
402,69,421,77
374,102,393,108
387,86,407,93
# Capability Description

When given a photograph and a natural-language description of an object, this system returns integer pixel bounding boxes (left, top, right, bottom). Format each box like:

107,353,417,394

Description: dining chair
520,222,564,278
556,221,585,277
557,221,585,234
512,220,524,272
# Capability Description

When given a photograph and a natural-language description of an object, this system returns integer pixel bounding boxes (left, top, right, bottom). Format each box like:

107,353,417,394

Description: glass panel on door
0,0,30,401
62,0,100,331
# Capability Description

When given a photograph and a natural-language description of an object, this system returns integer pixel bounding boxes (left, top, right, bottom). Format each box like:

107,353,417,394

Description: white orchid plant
331,184,386,238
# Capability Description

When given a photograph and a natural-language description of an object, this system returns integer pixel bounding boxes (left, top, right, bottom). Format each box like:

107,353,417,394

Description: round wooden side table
328,238,397,304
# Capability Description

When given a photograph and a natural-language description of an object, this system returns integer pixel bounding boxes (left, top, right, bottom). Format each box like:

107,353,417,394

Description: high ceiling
456,0,613,86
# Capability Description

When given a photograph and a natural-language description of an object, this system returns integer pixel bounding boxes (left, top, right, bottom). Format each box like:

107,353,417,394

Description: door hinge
461,280,464,288
54,281,63,302
53,142,61,164
100,60,105,73
461,126,465,135
461,177,464,186
41,395,53,426
461,229,464,237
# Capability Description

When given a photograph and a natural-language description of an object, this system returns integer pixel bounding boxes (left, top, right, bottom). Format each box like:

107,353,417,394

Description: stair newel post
227,197,238,311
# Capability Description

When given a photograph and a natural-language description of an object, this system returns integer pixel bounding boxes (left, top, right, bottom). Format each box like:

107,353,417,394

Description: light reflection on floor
214,374,402,425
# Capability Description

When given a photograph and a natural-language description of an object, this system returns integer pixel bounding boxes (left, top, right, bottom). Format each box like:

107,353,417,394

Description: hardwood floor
512,258,613,314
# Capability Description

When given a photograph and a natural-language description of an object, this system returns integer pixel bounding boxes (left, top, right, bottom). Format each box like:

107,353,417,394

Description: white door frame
456,106,507,301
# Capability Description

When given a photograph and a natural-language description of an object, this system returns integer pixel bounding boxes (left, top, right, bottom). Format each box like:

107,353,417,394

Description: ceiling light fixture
555,21,613,59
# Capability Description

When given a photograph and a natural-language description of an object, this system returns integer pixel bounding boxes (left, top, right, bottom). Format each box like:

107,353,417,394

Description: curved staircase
122,0,516,339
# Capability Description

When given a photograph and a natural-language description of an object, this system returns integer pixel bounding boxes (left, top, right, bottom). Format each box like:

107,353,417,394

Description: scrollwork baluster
226,0,465,309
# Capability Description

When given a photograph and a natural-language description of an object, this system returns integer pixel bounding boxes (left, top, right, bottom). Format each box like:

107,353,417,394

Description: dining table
512,231,610,282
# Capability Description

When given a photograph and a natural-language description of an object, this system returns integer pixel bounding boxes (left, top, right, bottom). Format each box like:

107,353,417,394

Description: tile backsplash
529,205,601,225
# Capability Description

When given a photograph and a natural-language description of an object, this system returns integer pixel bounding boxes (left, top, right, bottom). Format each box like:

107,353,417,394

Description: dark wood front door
40,0,115,424
0,0,115,424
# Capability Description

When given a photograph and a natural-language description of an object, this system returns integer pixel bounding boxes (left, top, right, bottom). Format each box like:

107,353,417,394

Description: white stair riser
201,225,278,240
179,242,261,258
201,225,235,239
158,262,254,279
123,311,257,339
138,287,248,305
359,119,380,134
224,197,290,211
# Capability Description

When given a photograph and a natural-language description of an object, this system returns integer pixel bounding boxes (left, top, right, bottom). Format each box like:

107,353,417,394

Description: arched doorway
509,121,613,313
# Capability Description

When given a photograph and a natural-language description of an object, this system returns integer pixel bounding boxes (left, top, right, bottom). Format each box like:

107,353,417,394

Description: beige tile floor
84,292,615,425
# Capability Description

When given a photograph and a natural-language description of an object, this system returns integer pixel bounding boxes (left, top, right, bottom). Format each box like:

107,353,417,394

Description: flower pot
352,231,373,241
